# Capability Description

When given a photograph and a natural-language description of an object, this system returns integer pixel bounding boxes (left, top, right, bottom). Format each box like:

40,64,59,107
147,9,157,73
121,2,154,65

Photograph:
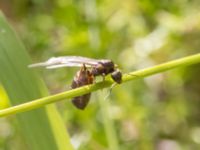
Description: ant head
111,69,122,84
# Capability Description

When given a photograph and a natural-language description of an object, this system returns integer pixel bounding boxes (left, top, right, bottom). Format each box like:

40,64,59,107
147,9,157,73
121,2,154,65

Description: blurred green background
0,0,200,150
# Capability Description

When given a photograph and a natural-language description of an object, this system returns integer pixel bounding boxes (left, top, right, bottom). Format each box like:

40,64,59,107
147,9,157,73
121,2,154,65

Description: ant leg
104,83,117,100
93,76,96,83
102,73,106,82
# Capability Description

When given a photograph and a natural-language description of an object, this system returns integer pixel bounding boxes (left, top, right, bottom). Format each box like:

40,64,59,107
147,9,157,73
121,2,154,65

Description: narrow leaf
0,12,73,150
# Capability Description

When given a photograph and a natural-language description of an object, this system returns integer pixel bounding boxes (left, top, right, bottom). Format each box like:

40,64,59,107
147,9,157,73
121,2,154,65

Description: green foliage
1,0,200,149
0,12,73,150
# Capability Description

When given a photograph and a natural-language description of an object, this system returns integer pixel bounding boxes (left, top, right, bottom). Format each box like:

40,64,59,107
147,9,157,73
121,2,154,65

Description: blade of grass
98,91,119,150
0,12,73,150
1,53,200,117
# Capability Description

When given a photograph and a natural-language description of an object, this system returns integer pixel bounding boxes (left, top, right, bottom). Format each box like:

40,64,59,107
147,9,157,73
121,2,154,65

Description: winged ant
29,56,122,109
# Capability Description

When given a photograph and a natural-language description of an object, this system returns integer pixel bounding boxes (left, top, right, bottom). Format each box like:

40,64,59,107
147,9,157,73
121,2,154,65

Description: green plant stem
1,53,200,117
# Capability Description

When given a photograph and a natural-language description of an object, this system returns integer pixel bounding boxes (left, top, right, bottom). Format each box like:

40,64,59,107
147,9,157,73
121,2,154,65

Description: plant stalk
1,53,200,117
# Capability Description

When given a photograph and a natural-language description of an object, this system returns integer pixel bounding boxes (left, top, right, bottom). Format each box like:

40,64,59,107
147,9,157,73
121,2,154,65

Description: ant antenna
126,73,139,78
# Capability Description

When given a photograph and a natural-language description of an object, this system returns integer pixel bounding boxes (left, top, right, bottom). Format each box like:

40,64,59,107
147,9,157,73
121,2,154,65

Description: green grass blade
0,12,73,150
1,52,200,117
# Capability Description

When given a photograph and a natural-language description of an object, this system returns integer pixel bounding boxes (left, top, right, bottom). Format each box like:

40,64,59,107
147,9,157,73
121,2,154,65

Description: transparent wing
60,56,104,65
28,56,108,69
